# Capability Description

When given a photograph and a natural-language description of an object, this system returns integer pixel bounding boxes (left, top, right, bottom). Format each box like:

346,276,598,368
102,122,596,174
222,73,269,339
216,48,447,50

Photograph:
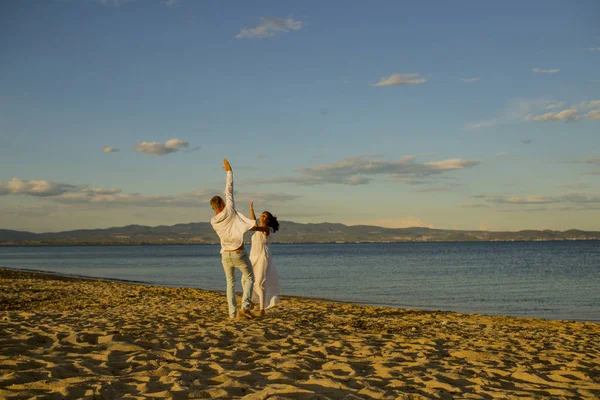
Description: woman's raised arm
249,201,257,222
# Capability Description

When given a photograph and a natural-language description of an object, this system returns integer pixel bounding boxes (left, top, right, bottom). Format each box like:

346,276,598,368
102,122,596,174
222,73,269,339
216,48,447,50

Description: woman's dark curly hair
262,211,279,232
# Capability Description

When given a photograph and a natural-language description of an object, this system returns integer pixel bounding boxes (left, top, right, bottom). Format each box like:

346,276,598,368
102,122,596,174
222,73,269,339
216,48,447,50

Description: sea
1,241,598,322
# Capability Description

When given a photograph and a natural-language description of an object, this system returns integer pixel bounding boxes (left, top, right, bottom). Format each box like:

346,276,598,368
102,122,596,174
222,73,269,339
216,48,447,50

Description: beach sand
1,268,599,399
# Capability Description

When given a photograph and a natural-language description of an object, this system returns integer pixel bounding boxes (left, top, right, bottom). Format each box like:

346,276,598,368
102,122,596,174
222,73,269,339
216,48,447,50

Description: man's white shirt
210,171,255,253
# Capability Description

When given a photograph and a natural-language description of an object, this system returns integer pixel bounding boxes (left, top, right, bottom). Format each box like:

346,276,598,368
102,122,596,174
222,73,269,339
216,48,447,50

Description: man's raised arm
223,158,235,211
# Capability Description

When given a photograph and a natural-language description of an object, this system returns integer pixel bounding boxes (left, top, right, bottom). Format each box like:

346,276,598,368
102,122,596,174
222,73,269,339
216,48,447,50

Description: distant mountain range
1,222,599,245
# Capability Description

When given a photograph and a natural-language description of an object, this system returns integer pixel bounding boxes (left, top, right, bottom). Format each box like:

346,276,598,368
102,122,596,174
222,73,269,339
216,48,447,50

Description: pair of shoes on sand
238,309,254,319
249,303,266,316
234,309,265,320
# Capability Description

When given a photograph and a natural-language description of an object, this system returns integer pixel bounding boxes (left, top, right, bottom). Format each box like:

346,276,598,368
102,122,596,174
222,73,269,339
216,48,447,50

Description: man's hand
223,158,232,172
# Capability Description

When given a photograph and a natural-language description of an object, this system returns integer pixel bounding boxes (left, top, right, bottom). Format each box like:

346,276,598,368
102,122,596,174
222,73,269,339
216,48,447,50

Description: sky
1,0,599,233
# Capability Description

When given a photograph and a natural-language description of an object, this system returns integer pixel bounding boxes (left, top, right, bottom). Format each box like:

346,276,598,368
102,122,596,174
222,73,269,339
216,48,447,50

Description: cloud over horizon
0,178,79,197
97,0,133,7
465,98,549,130
252,154,479,186
133,138,189,156
235,17,302,39
524,108,579,122
372,73,427,87
460,77,480,83
523,100,600,122
465,193,600,211
586,109,600,120
103,145,119,153
532,68,560,74
468,98,600,129
545,102,565,109
0,178,300,210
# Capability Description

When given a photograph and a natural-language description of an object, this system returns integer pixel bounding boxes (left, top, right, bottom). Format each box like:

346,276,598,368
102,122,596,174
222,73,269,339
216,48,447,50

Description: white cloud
372,73,427,87
545,102,565,109
532,68,560,74
524,108,580,122
235,17,302,39
160,0,177,6
133,138,189,156
0,178,79,197
586,109,600,120
587,100,600,108
81,188,122,195
578,100,600,109
462,193,600,212
490,195,555,204
252,154,479,186
103,145,119,153
519,99,600,122
584,47,600,52
460,78,480,83
97,0,133,7
465,98,548,130
496,152,508,156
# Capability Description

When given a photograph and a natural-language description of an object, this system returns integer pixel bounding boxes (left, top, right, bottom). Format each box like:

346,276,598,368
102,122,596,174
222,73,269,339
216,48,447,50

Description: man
210,158,258,319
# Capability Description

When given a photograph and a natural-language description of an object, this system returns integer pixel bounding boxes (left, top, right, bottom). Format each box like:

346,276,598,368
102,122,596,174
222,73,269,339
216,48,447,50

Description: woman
249,202,280,315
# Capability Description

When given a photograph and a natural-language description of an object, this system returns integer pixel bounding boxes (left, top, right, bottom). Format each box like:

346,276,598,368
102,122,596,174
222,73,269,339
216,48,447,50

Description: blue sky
1,0,599,233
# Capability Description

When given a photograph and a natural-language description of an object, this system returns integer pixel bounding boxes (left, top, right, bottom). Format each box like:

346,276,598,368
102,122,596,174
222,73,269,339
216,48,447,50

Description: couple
210,158,280,319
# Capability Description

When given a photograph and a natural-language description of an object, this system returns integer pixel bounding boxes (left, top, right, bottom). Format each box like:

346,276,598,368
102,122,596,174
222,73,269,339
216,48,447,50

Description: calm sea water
1,242,598,321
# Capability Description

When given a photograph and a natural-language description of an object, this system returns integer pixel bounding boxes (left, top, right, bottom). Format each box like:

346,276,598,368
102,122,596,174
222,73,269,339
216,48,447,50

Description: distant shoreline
1,238,599,246
2,222,599,245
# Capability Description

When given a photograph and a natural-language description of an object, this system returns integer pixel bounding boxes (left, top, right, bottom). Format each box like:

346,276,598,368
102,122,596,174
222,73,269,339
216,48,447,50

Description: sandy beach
1,268,599,399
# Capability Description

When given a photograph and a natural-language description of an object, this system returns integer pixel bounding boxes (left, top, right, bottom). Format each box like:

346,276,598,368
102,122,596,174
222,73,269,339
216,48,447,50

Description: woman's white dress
250,228,280,309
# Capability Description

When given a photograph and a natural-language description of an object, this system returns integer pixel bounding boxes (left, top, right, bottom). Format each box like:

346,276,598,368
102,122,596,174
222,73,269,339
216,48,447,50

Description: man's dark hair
210,196,225,210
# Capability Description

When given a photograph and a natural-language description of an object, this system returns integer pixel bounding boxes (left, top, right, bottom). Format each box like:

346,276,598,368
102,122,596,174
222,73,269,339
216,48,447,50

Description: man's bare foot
239,309,254,319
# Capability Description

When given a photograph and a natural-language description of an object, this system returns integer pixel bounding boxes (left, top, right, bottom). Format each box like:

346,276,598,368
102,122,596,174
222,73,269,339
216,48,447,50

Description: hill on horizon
1,221,599,245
